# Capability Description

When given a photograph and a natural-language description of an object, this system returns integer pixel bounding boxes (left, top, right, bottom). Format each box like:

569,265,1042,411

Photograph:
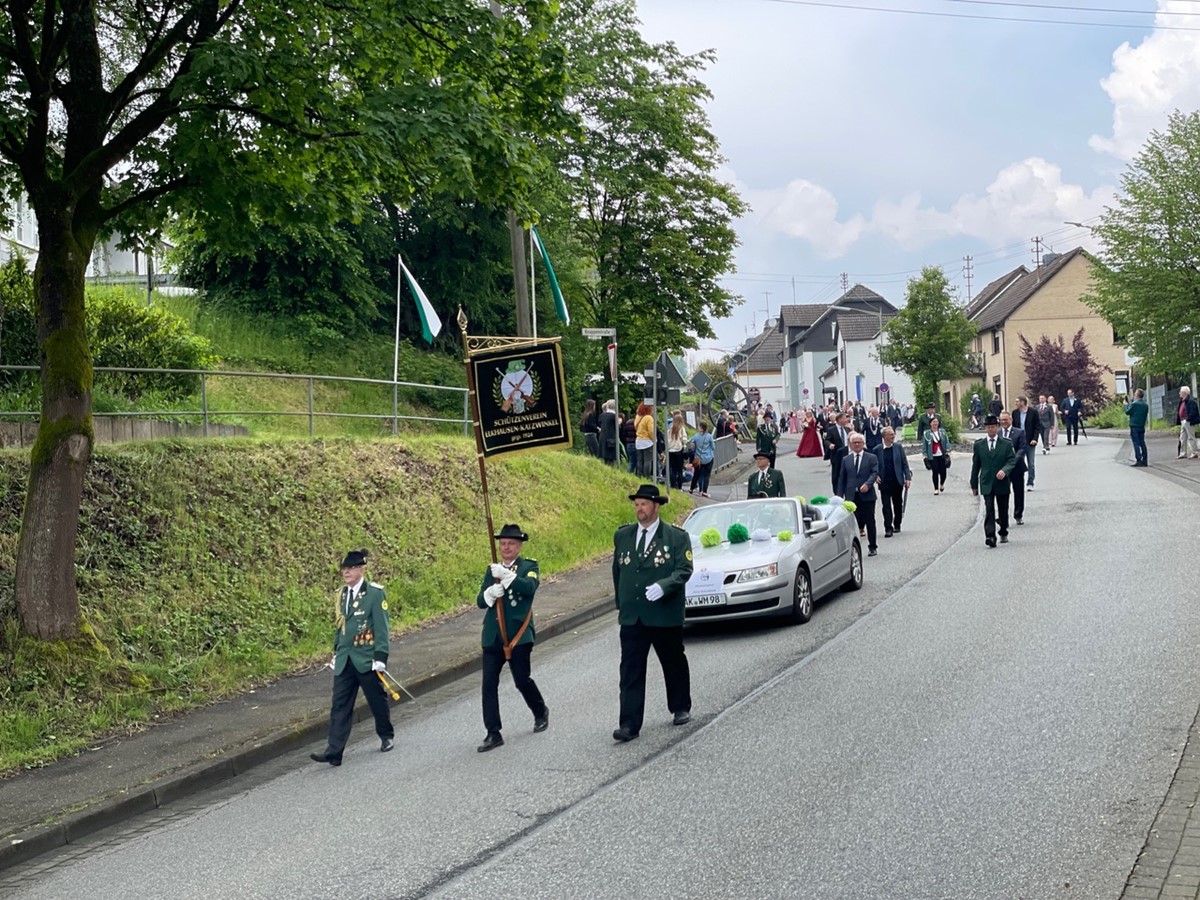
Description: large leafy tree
1087,110,1200,374
877,267,976,407
1018,329,1111,413
552,0,746,368
0,0,564,638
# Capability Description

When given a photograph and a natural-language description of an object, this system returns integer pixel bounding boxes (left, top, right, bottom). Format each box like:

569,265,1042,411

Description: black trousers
1011,469,1026,520
619,622,690,734
853,499,877,550
481,641,546,735
1065,420,1080,444
829,455,843,494
930,456,947,489
325,663,394,758
983,491,1010,541
880,480,903,531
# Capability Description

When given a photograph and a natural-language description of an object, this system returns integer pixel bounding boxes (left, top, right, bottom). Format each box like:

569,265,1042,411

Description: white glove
489,563,507,579
371,660,386,672
499,569,517,589
645,583,664,602
484,584,504,606
328,655,336,671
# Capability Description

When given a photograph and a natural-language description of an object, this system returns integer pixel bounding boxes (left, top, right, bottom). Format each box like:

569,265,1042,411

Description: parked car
680,497,862,625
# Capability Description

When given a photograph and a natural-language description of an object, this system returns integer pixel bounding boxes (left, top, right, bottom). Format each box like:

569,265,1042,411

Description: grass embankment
0,437,690,772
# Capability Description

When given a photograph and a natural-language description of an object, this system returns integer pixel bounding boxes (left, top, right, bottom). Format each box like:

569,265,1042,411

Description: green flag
398,256,441,344
530,225,569,325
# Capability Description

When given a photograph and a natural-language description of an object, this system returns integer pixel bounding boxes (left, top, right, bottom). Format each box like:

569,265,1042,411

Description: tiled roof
742,328,785,370
837,312,892,342
838,284,887,304
965,266,1026,320
971,248,1088,332
778,304,829,328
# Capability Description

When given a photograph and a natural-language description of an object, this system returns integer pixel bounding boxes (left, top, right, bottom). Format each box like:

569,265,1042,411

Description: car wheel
788,564,813,624
842,540,863,591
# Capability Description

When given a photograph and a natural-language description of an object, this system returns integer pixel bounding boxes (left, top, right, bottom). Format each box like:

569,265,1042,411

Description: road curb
0,594,617,875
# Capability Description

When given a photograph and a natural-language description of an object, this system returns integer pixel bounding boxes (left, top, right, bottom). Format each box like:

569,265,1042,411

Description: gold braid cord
334,591,346,634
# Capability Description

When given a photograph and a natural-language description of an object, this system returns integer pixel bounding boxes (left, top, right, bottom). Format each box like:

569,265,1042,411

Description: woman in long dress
796,410,824,457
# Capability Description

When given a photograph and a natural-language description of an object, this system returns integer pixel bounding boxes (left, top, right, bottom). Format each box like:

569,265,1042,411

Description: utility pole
509,212,531,337
840,272,849,293
791,276,797,304
963,255,974,303
762,290,772,324
1031,236,1043,274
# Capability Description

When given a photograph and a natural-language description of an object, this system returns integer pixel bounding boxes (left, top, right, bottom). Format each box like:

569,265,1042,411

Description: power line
756,0,1200,30
943,0,1200,17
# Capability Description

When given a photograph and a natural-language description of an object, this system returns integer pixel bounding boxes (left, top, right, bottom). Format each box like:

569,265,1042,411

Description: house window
993,376,1002,403
839,348,845,369
991,331,1001,355
1112,326,1124,344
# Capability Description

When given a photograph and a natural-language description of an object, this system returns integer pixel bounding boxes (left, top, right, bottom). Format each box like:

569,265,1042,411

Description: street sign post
582,327,616,339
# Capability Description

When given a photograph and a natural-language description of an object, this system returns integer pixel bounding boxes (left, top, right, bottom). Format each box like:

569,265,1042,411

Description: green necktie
637,528,647,557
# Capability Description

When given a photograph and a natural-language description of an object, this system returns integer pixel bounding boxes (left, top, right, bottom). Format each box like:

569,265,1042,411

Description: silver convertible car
680,497,863,625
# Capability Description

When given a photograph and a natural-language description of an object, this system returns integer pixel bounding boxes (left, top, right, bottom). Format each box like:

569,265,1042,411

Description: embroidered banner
470,342,572,457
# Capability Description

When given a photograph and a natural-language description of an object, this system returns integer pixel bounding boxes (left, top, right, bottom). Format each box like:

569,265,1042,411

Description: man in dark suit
916,403,937,442
824,411,851,494
987,396,1003,418
611,484,694,742
837,432,881,556
863,406,884,450
1059,389,1082,445
997,411,1028,525
1011,395,1040,488
970,415,1017,548
748,451,786,497
873,426,911,537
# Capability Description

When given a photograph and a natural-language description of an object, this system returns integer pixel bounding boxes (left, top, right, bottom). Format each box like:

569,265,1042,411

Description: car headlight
736,563,778,583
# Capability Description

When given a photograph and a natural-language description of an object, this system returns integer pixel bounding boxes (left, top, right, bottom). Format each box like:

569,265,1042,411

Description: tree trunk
14,214,94,640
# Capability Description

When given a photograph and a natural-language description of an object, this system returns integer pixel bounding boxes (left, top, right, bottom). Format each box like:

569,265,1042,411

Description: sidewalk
0,457,752,873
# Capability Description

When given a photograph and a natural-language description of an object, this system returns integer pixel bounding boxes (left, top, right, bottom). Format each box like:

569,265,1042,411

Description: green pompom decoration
810,495,830,505
843,500,857,513
699,527,722,548
727,523,750,544
777,530,794,542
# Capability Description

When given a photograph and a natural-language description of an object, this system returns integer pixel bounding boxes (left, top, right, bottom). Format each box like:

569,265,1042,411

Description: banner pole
530,228,538,341
458,306,498,563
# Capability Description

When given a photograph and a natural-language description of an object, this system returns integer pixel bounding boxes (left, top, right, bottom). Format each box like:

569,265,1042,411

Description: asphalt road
8,437,1196,900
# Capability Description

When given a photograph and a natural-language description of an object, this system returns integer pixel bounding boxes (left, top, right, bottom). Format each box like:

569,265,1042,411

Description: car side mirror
805,520,830,535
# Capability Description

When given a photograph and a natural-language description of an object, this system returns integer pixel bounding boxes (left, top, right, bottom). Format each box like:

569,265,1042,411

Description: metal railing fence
0,365,471,438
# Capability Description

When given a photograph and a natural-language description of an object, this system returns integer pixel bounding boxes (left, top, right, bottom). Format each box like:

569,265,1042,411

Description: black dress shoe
310,752,342,766
612,727,639,742
534,707,550,733
381,738,395,752
893,525,901,533
1000,535,1009,543
986,538,996,548
883,530,893,538
1014,517,1023,525
672,711,691,726
477,732,504,752
867,548,877,556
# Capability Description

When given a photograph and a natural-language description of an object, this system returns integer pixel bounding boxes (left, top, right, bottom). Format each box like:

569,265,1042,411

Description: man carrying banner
611,484,694,742
476,524,549,752
311,549,395,766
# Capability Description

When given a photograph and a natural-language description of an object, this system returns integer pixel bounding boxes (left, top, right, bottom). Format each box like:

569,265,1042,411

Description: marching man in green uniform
611,484,694,743
756,410,781,468
311,549,395,766
476,523,549,752
970,416,1018,549
748,450,786,498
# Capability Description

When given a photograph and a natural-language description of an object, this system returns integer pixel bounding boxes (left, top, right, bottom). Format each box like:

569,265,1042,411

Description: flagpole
530,228,538,340
393,254,402,435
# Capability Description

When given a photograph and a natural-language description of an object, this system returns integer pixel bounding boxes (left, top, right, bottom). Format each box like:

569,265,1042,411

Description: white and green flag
398,255,442,344
530,225,569,325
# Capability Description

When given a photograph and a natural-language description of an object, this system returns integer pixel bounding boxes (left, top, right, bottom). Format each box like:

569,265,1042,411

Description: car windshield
683,500,798,538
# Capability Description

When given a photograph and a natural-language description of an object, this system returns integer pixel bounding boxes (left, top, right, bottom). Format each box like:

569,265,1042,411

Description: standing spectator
922,416,950,495
1125,389,1149,467
756,410,781,468
311,550,394,766
690,422,715,497
666,413,689,489
916,402,937,442
1011,396,1040,488
475,523,549,752
837,432,880,556
970,416,1017,548
1060,389,1083,445
987,395,1004,418
714,410,733,439
874,426,911,537
634,403,656,477
824,410,851,495
598,399,619,466
619,411,638,474
1037,394,1055,455
998,411,1029,526
580,399,600,458
887,401,903,430
863,406,884,450
611,484,694,742
1177,386,1199,459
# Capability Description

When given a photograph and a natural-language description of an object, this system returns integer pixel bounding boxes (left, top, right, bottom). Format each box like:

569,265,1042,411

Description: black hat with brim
628,484,668,504
494,523,529,542
340,549,368,568
925,403,937,410
753,451,770,460
983,415,1000,426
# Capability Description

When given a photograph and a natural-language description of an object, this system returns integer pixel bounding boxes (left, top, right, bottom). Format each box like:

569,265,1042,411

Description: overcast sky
635,0,1200,360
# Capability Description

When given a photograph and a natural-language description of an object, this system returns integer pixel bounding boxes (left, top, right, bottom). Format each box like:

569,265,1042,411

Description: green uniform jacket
756,423,780,455
969,437,1017,496
1125,398,1149,429
612,520,694,628
748,468,786,498
332,581,390,674
475,557,539,648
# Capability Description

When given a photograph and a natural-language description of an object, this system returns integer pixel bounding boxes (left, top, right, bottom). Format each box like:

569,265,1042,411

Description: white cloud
747,179,867,258
1090,3,1200,160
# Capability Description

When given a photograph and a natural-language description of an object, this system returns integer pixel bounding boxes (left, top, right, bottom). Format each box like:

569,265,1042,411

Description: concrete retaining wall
0,417,247,448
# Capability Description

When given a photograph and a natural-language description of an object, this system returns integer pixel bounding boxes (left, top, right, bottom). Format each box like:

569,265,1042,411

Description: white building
728,324,787,409
824,312,915,408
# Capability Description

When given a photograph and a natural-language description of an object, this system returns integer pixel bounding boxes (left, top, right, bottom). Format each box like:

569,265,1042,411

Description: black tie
637,529,647,557
989,440,995,452
855,453,861,473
